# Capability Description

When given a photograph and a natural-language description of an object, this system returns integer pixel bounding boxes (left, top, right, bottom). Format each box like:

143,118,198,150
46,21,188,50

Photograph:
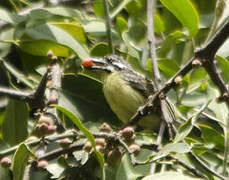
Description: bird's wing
120,70,155,98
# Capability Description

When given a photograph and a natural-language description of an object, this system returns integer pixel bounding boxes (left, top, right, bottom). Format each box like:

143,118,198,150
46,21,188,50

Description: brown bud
38,116,51,125
192,59,202,67
51,55,58,61
0,157,11,168
174,76,183,85
99,123,112,133
25,136,38,142
107,147,122,167
47,50,54,58
121,126,134,139
129,144,141,156
83,141,92,152
37,160,48,169
39,123,49,135
59,138,72,149
96,145,105,153
47,95,58,106
46,80,52,88
95,138,106,147
47,125,57,134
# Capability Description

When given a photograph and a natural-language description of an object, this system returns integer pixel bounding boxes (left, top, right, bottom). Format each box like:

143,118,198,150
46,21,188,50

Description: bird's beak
82,58,108,70
82,58,107,67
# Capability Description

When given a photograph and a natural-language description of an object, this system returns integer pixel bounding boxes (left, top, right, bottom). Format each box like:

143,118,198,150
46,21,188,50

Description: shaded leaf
90,42,110,57
200,124,225,151
0,7,26,24
13,143,34,180
2,100,29,146
116,16,128,33
174,101,211,143
216,55,229,83
23,24,89,59
160,143,191,154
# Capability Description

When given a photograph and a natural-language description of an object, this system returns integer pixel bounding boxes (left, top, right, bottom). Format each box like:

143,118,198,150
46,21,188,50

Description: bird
82,56,173,131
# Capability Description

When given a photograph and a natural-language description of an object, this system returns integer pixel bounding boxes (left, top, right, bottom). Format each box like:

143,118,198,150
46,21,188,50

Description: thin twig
0,87,31,101
0,131,78,159
38,142,85,161
169,155,207,179
147,0,173,173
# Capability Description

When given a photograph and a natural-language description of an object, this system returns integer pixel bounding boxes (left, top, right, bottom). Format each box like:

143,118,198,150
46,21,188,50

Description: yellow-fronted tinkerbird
82,56,173,131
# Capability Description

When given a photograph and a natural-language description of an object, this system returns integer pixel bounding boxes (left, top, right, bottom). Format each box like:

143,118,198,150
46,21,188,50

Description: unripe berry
129,144,141,156
96,145,105,153
47,125,57,134
83,141,92,152
59,138,72,149
99,123,112,133
95,138,106,147
0,157,11,168
107,147,122,167
37,160,48,169
120,126,135,144
38,116,51,125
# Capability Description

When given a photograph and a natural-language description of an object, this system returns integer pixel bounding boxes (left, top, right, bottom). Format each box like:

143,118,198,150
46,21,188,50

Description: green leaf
55,105,104,167
154,13,165,34
216,55,229,83
187,68,207,93
94,0,104,17
2,100,29,146
83,20,107,36
157,31,186,58
200,124,225,151
160,0,199,36
13,143,34,180
43,7,86,22
52,22,86,43
60,74,119,125
116,16,128,34
174,101,211,143
122,31,140,59
0,7,26,24
20,40,70,57
0,166,11,180
207,85,228,125
110,0,132,19
0,58,35,89
160,143,191,154
23,24,89,59
116,151,152,180
158,58,180,77
142,172,202,180
90,42,110,57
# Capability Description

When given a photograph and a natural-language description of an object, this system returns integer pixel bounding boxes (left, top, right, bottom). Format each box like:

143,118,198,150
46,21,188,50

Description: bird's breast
103,72,161,130
103,72,146,122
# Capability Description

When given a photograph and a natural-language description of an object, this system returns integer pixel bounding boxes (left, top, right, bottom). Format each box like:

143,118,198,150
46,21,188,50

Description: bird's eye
106,57,113,63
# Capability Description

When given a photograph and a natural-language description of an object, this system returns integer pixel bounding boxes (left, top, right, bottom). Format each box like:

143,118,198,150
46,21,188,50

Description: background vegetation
0,0,229,179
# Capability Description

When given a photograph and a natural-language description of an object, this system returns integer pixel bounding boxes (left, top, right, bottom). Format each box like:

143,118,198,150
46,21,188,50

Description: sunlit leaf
160,0,199,36
55,105,104,167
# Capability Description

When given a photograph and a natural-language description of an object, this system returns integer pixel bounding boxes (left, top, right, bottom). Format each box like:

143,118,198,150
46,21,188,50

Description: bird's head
82,56,132,73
